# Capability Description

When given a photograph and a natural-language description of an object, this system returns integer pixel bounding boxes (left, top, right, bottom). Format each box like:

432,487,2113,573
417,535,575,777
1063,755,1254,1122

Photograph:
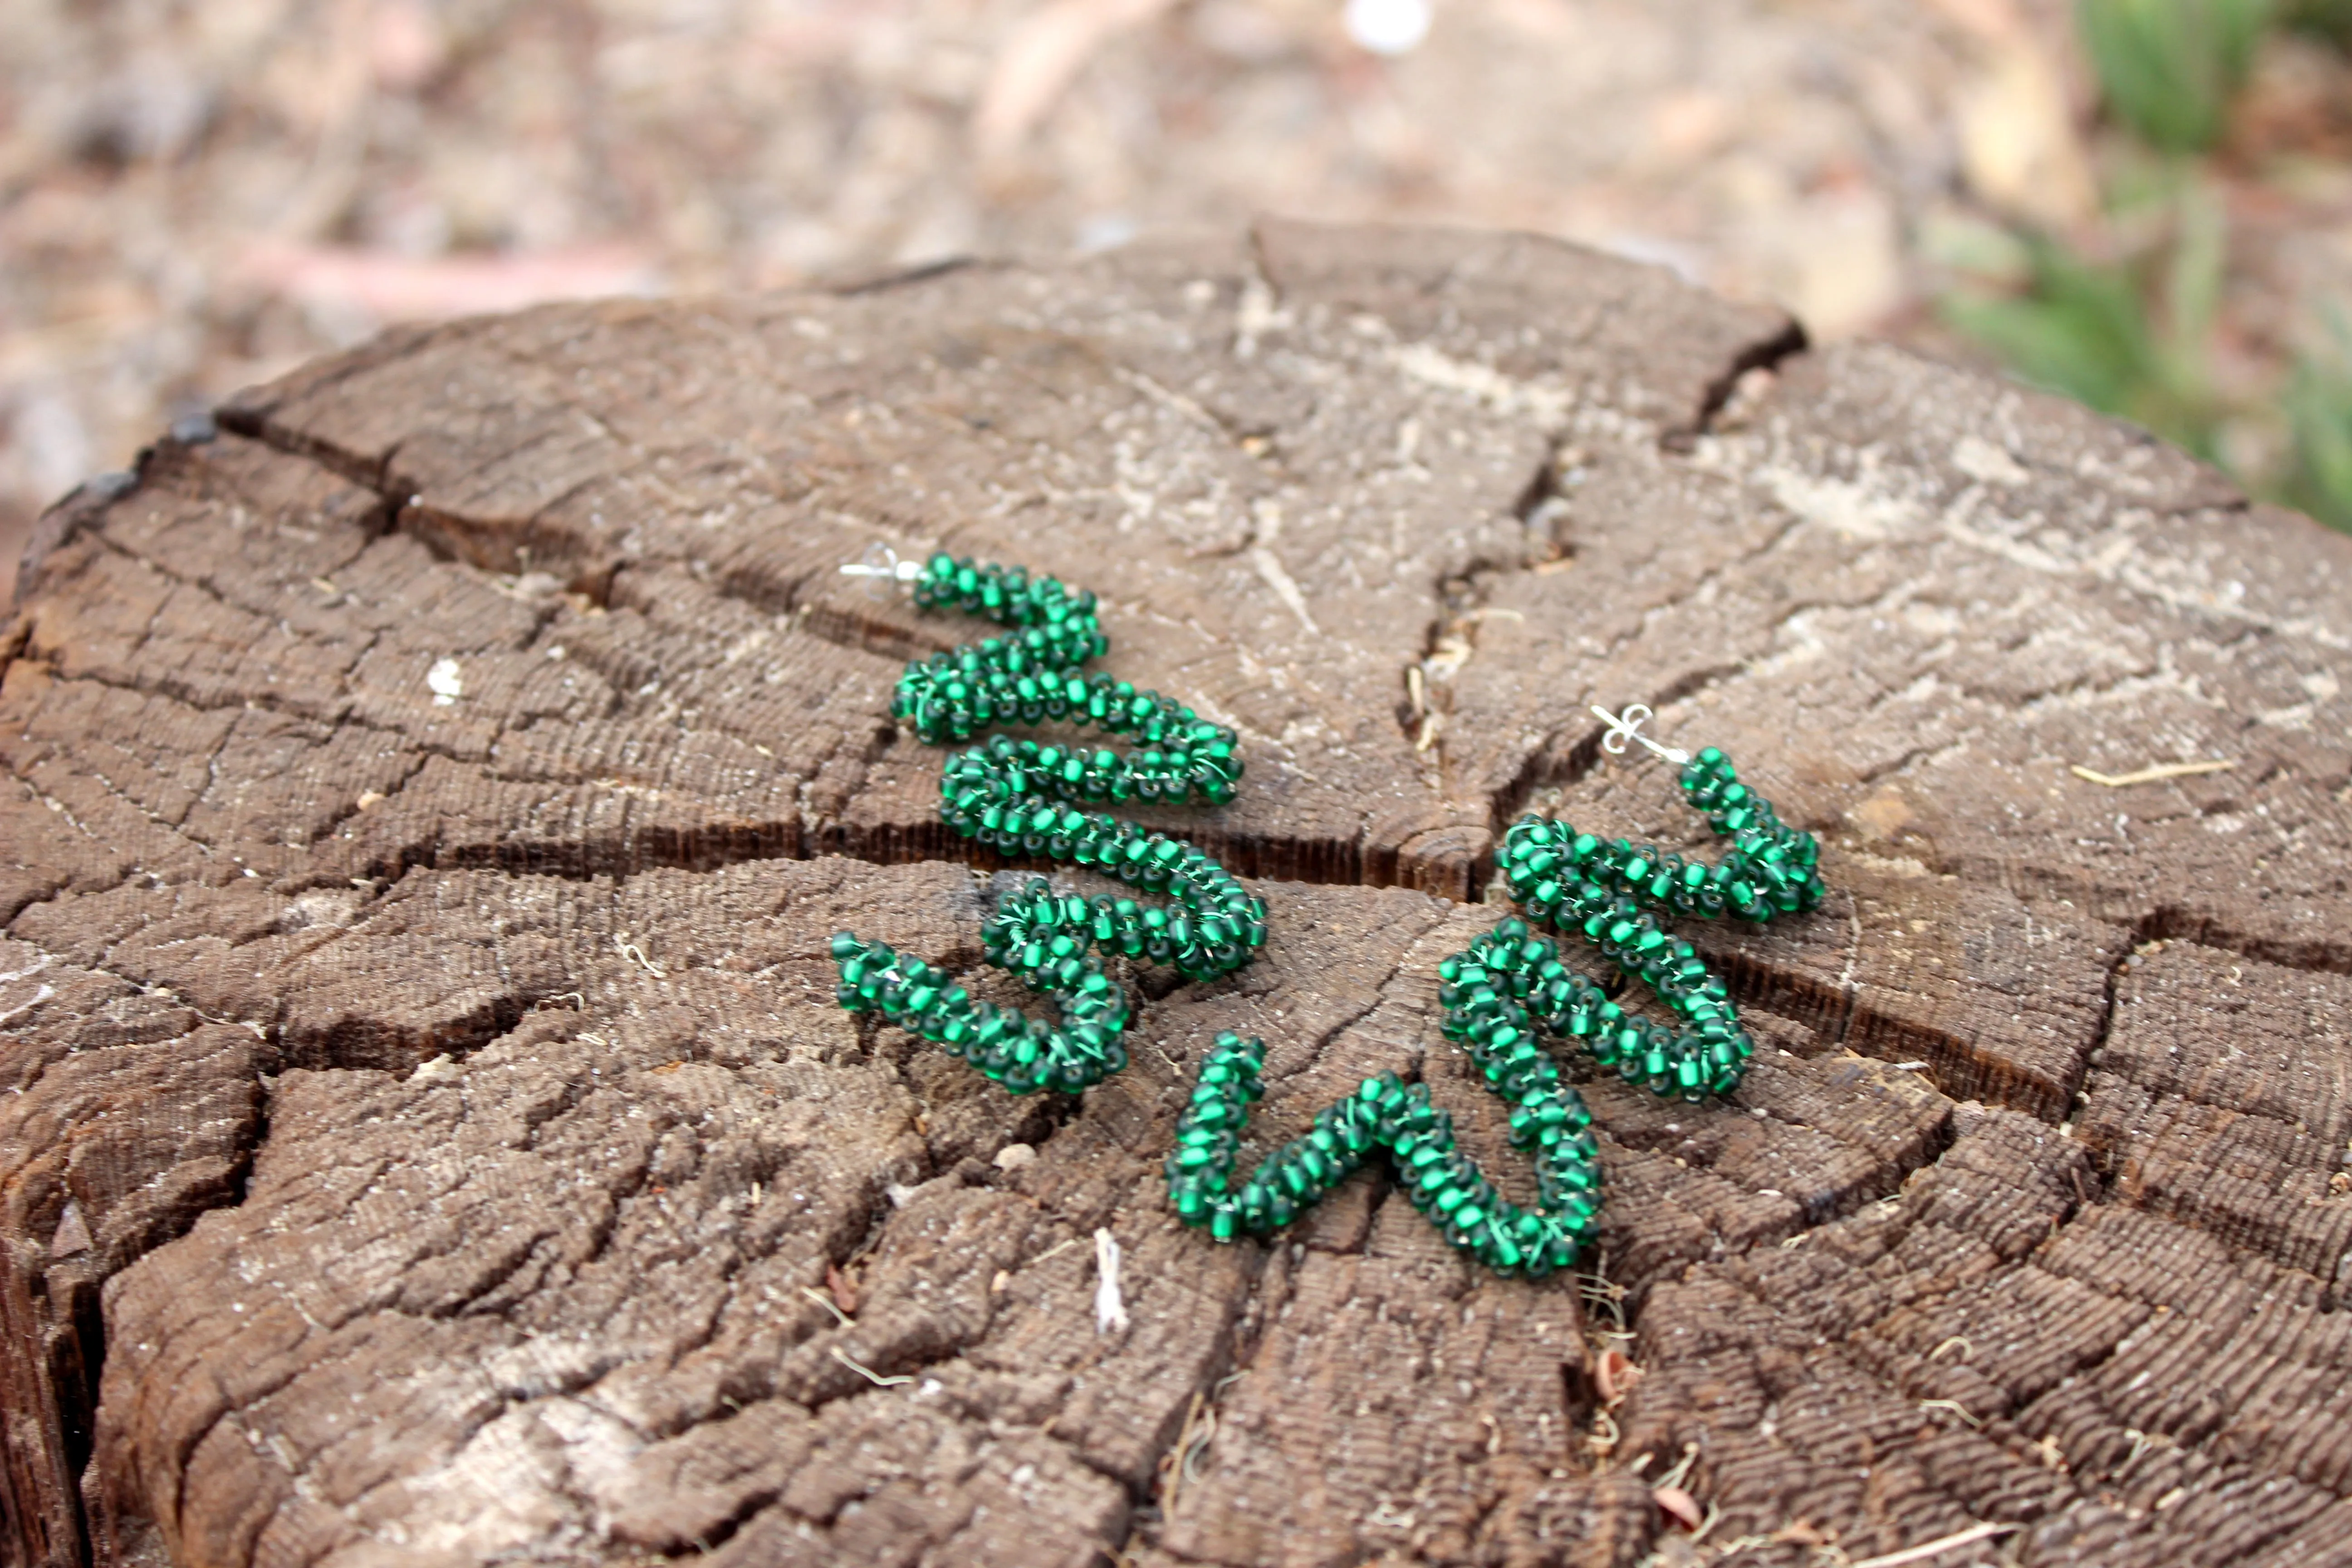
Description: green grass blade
2283,318,2352,530
2078,0,2275,154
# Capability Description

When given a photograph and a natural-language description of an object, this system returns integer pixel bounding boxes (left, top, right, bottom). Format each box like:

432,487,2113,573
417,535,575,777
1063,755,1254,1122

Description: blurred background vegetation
4,0,2351,601
1938,0,2352,529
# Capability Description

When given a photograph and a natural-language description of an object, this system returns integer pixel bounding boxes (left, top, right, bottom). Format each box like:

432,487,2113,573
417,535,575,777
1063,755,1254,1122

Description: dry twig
2069,759,2233,788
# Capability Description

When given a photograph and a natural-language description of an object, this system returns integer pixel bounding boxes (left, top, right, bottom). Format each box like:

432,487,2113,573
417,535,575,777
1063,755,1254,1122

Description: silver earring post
1592,703,1690,765
838,542,925,598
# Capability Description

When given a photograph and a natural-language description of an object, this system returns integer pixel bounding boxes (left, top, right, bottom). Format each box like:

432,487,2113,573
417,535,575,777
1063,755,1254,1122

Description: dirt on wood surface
3,222,2352,1568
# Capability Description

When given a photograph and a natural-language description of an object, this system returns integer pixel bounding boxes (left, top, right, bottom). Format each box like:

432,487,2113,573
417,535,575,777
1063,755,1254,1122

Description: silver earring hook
838,541,924,599
1592,703,1690,766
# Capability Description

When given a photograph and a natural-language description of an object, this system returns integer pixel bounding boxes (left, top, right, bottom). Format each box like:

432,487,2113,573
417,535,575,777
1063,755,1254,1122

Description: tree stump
5,221,2351,1568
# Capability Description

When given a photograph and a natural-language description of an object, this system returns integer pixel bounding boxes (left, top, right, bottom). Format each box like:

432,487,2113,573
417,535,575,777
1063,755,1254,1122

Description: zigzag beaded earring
1482,703,1827,1100
828,549,1264,1096
1161,703,1826,1277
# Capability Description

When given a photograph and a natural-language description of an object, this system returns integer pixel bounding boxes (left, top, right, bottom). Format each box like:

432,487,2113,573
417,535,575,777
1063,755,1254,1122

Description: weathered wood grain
3,221,2349,1568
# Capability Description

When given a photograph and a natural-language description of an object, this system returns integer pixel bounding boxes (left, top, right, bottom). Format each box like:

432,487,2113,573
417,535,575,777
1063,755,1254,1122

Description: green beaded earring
1161,703,1826,1277
829,549,1265,1096
1486,703,1827,1100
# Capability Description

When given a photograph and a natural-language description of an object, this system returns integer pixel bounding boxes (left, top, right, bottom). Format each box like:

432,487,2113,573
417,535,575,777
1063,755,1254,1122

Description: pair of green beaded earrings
829,552,1824,1278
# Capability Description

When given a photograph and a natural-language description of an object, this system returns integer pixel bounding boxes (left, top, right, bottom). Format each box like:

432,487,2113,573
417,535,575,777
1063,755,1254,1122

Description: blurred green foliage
2281,0,2352,44
1939,0,2352,532
1942,185,2228,461
2283,317,2352,528
2078,0,2272,153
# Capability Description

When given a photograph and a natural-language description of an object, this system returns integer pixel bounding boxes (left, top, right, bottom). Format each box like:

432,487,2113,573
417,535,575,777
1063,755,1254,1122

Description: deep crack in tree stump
4,222,2351,1568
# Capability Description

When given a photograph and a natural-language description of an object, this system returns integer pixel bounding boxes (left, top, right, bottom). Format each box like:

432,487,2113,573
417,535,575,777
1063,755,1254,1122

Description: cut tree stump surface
3,222,2350,1568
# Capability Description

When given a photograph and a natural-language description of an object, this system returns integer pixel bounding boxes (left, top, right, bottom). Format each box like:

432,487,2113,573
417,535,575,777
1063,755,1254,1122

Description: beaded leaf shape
830,554,1825,1279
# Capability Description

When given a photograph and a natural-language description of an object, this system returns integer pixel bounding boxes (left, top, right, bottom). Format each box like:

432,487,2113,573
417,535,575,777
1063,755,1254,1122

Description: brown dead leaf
1596,1347,1643,1405
827,1261,859,1316
234,241,659,326
974,0,1181,176
1954,44,2097,228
